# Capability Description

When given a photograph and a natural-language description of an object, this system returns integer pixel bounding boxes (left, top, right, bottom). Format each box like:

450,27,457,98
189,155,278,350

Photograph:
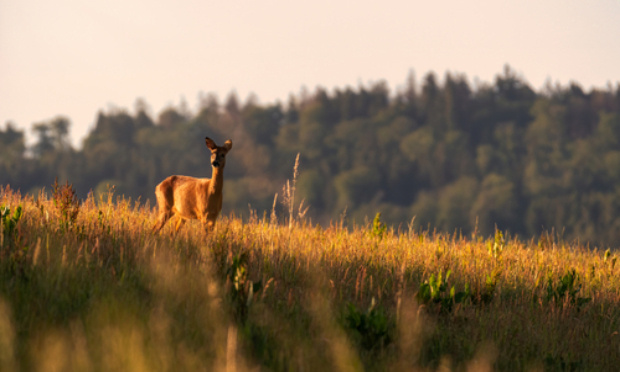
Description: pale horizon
2,0,619,147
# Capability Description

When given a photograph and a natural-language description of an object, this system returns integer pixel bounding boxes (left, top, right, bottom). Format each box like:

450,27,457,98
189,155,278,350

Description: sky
1,0,619,147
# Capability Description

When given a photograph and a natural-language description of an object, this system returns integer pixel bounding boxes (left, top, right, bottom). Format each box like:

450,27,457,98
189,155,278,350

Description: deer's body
153,137,232,233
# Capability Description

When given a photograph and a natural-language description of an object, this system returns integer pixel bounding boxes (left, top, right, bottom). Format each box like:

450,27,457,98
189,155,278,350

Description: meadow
0,183,619,371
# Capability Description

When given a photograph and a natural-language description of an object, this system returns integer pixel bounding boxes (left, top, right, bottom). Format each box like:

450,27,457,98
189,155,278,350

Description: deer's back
156,175,211,219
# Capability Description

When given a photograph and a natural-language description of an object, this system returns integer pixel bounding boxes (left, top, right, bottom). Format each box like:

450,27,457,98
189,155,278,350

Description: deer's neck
209,167,224,195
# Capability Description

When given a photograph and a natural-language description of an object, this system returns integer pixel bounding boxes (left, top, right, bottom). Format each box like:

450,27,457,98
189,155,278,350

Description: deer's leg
175,218,186,232
201,215,216,234
153,211,173,233
206,219,215,232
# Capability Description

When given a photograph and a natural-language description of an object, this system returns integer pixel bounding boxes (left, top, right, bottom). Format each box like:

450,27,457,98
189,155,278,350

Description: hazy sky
1,0,619,147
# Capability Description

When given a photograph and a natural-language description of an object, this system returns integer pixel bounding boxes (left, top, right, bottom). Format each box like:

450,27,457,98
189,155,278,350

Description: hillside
3,67,620,247
1,184,619,371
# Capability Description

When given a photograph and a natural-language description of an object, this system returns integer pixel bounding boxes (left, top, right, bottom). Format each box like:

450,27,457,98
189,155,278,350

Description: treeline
2,66,620,247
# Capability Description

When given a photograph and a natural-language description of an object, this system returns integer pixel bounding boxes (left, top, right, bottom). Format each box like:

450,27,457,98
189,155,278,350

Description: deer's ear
223,140,232,152
205,137,217,150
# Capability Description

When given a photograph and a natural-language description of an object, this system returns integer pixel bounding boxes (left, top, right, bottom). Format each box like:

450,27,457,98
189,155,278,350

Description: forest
2,66,620,247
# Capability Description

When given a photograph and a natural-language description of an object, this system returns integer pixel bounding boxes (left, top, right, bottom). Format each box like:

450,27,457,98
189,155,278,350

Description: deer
152,137,232,234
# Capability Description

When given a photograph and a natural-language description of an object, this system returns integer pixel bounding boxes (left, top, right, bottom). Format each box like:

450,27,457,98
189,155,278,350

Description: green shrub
417,270,471,313
545,269,591,309
344,298,394,352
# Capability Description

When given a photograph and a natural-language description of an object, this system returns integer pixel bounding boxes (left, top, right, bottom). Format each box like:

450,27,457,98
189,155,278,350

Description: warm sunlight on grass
1,184,619,371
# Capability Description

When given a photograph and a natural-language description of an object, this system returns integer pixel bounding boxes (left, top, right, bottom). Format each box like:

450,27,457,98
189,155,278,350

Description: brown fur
153,137,232,234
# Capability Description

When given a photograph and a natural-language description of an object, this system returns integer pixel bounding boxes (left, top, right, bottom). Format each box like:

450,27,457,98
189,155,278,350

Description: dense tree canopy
2,66,620,247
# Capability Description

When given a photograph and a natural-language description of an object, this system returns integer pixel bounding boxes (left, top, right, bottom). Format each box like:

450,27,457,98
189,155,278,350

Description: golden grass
1,185,619,371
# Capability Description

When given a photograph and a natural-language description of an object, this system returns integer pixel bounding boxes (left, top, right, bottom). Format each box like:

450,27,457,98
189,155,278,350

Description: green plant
344,297,393,351
371,213,387,240
1,204,29,276
477,268,500,305
417,270,471,313
1,204,22,242
545,269,591,309
604,248,617,270
487,229,505,259
226,252,262,323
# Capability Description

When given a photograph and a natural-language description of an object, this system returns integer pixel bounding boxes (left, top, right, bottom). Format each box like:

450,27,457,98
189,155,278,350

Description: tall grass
0,184,619,371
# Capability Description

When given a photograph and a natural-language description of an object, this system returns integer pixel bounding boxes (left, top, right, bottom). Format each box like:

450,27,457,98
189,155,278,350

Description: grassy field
1,183,619,371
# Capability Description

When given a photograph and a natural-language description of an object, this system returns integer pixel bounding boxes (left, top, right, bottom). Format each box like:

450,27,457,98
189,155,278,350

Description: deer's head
205,137,232,169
